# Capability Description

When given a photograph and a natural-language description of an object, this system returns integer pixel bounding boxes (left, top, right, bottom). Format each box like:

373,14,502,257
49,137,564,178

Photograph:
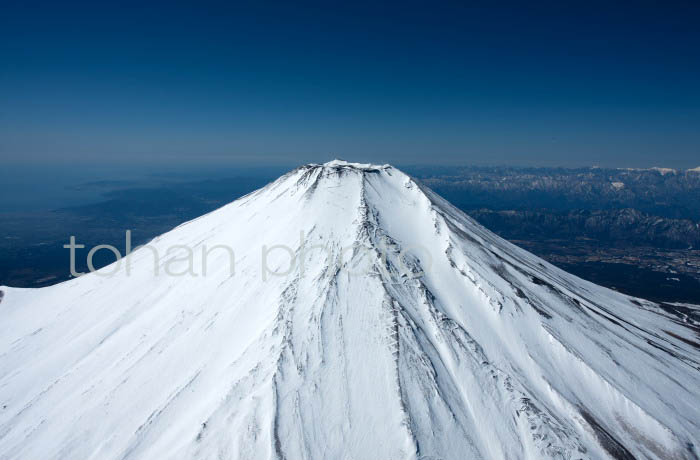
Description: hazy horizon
2,159,697,213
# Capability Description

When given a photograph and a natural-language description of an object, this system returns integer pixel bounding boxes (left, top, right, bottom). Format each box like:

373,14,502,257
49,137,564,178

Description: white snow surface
1,162,699,459
650,167,677,175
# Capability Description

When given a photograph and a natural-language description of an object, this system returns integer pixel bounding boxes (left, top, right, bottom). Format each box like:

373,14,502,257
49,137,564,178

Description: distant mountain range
408,165,700,220
468,208,699,249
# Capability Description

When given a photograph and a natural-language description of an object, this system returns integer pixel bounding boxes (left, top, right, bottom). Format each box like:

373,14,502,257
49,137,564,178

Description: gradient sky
1,1,699,168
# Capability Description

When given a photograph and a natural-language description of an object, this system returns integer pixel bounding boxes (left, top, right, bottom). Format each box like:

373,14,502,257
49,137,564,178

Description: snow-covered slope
1,160,698,460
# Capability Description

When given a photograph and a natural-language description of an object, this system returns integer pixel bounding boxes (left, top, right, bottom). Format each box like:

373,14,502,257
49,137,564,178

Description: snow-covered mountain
1,160,698,459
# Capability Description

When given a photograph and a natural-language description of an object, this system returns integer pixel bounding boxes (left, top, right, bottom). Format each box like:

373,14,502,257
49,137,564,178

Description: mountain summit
1,160,698,459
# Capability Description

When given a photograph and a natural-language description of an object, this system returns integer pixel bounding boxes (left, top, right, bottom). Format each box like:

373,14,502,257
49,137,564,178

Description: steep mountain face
0,160,698,460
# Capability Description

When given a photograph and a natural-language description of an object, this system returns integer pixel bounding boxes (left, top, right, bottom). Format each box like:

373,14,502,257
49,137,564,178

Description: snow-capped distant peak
650,166,677,175
611,181,625,190
620,166,679,175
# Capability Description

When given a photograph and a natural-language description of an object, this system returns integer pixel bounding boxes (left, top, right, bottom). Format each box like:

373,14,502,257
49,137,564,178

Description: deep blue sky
1,1,699,168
